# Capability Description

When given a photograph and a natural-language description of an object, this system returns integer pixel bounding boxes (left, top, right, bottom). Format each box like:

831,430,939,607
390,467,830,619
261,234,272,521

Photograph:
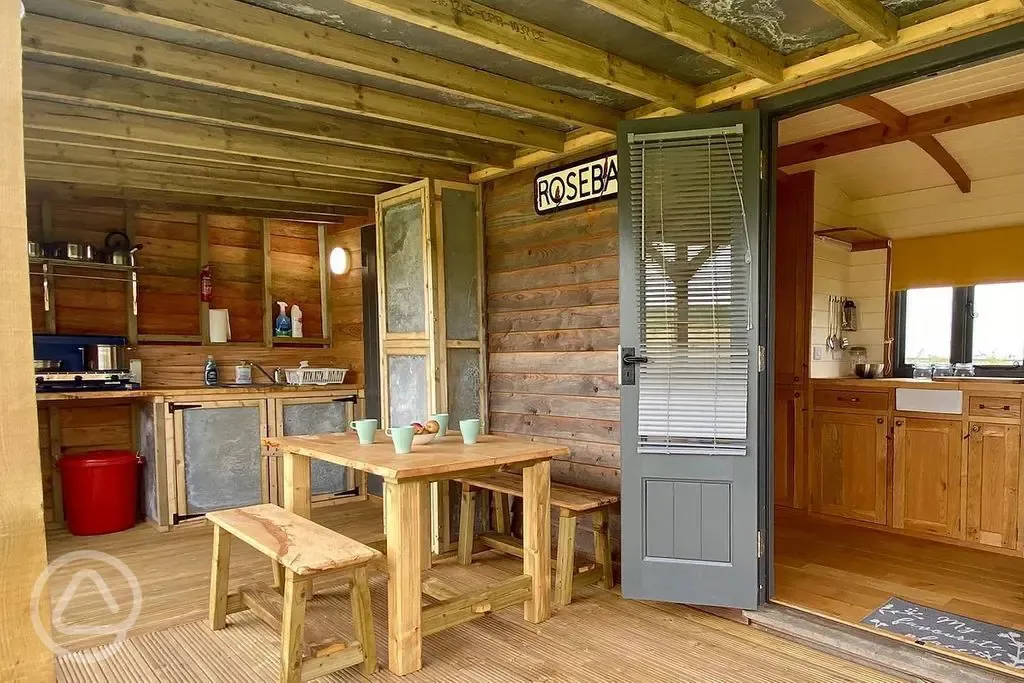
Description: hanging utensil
825,296,837,351
839,297,850,349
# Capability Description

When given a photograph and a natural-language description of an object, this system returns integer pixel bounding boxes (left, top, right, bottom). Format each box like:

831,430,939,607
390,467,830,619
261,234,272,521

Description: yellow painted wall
891,225,1024,290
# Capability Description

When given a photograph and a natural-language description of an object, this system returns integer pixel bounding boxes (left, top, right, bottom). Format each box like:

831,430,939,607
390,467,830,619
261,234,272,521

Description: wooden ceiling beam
841,95,970,193
22,99,468,182
24,161,375,209
23,141,394,196
807,0,898,46
779,88,1024,166
341,0,696,109
26,181,367,218
21,12,562,154
24,130,405,187
26,0,621,132
577,0,784,83
22,62,512,169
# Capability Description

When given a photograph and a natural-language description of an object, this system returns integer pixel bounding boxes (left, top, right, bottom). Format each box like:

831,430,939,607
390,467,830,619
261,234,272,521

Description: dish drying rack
285,361,348,386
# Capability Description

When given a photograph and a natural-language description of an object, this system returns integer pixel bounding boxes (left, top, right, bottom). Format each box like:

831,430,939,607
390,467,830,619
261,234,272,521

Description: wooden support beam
807,0,899,46
0,0,54,674
910,135,972,193
778,87,1024,166
22,61,513,168
341,0,696,109
24,141,393,196
421,575,532,636
24,130,405,187
21,11,563,154
24,161,374,209
26,180,364,219
28,0,620,132
841,95,971,193
471,0,1024,182
578,0,785,83
22,100,467,182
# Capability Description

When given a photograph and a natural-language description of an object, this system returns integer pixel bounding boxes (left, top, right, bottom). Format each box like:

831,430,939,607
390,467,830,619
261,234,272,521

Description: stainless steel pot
53,242,95,261
84,344,127,371
28,241,44,258
34,359,62,371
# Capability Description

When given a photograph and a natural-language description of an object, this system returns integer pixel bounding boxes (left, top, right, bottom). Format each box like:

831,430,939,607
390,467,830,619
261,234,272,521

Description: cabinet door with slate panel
175,400,267,517
280,398,352,497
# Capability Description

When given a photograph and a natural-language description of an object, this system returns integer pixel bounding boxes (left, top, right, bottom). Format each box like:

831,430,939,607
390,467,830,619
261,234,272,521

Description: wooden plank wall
137,208,200,337
269,219,323,339
327,222,366,386
483,152,621,497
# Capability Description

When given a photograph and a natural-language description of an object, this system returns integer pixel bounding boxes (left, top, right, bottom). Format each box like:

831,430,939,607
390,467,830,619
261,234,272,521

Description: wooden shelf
29,257,137,272
272,337,331,347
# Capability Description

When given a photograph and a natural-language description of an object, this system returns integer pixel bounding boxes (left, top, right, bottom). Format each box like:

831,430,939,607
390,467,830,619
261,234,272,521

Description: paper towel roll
209,309,231,343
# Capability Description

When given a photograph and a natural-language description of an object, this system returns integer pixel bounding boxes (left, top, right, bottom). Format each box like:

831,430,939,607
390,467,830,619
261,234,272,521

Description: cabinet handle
877,417,884,425
839,396,860,403
971,424,981,433
794,392,801,399
894,420,903,426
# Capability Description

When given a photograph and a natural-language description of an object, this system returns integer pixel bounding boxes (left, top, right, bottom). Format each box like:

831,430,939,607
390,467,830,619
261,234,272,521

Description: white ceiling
779,52,1024,240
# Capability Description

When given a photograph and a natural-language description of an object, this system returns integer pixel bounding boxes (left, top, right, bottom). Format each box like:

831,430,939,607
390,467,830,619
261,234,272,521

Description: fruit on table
424,420,440,434
411,422,425,435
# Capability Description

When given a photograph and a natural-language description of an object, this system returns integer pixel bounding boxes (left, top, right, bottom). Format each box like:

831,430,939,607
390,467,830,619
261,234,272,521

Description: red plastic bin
58,450,141,536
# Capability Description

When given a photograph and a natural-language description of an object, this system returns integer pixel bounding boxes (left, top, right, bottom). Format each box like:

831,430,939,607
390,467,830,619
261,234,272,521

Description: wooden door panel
773,172,814,387
811,411,887,524
892,418,963,538
774,387,805,509
966,423,1020,549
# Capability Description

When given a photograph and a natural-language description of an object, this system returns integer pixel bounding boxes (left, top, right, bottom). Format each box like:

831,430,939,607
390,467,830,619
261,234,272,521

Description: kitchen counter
811,377,1024,392
36,383,361,402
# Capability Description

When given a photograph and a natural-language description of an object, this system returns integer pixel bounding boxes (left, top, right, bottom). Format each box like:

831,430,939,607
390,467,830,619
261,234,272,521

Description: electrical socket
812,346,824,361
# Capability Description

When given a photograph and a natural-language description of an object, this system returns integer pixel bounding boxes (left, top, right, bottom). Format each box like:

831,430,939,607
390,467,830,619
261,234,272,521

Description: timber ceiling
19,0,1024,220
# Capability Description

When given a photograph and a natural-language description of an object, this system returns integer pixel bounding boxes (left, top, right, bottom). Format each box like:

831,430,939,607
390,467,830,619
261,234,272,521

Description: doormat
863,597,1024,670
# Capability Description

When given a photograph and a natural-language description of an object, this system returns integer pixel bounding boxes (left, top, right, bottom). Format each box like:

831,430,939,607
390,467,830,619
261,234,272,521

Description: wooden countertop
36,383,361,402
811,377,1024,392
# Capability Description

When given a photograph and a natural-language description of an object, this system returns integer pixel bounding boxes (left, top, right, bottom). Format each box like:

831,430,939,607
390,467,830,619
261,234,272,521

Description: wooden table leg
522,459,551,623
283,451,311,518
421,481,432,571
385,479,422,675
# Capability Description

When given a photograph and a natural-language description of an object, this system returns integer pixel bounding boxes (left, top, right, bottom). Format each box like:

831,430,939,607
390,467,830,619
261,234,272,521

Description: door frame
757,26,1024,603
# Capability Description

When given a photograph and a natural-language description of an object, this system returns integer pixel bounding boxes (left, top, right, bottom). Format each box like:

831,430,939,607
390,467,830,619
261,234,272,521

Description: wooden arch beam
807,0,898,46
841,95,971,193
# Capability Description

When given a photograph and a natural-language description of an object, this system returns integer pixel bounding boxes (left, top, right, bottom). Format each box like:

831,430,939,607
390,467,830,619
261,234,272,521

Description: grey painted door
618,111,764,609
182,405,263,515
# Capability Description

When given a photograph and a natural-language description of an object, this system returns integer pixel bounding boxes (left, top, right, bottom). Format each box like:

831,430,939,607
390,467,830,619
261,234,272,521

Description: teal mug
431,413,449,436
386,425,415,454
460,418,481,445
350,418,378,445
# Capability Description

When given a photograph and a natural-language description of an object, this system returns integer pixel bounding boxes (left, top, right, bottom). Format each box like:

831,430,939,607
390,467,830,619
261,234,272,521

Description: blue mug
460,418,481,445
350,419,378,445
386,425,415,454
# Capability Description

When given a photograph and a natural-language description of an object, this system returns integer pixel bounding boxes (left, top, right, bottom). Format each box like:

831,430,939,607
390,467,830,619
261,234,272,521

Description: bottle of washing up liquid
274,301,292,337
203,355,218,386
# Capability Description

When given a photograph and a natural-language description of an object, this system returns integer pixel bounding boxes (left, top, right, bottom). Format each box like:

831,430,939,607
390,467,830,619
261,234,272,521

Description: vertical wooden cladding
269,219,324,340
136,208,200,337
327,221,366,386
207,214,262,343
483,153,620,495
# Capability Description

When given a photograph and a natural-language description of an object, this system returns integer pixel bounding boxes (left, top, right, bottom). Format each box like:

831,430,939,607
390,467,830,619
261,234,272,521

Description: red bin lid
58,450,139,469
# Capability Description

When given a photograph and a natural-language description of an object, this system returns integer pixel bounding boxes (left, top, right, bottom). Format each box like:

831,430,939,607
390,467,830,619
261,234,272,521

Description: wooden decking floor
775,507,1024,631
49,500,902,682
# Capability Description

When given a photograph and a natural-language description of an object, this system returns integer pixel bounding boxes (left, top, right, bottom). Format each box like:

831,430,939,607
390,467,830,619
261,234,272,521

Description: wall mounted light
329,246,350,275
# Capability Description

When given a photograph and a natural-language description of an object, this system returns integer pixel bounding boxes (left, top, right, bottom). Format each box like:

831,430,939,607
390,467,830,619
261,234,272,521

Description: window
894,282,1024,376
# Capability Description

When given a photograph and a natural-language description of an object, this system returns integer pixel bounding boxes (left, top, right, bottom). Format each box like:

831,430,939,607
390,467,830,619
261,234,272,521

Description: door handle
623,354,649,365
619,346,648,386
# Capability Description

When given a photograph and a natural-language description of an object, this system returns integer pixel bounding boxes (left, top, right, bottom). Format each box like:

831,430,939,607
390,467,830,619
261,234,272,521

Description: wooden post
522,460,551,624
208,526,232,630
494,492,510,535
0,0,55,675
39,201,56,333
593,508,614,589
554,510,577,607
198,213,210,344
282,451,312,519
457,483,476,565
385,479,422,675
349,566,377,676
280,571,309,683
420,481,432,570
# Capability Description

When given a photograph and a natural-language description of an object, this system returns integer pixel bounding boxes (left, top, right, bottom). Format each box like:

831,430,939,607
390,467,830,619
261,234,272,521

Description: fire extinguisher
200,264,213,303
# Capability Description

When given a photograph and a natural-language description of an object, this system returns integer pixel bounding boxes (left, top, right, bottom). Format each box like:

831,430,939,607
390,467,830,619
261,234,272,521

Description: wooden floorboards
775,507,1024,631
47,500,903,682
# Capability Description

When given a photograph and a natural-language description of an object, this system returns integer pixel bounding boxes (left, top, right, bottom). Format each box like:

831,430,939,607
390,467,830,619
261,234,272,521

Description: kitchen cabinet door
280,398,353,498
773,171,814,387
774,386,805,509
966,422,1021,550
892,418,963,539
810,411,888,524
175,400,267,517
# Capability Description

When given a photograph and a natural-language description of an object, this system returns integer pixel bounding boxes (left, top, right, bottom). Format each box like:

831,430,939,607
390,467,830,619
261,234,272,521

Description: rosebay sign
534,152,618,215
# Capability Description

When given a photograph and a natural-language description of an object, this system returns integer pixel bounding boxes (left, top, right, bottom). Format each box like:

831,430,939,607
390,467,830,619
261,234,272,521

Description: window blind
629,128,751,457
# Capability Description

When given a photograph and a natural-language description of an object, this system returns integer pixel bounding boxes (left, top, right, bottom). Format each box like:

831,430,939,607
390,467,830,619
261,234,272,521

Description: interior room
771,49,1024,667
4,1,1024,682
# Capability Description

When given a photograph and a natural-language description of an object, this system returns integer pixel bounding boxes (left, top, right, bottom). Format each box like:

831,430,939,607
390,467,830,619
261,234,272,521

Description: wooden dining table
262,431,567,675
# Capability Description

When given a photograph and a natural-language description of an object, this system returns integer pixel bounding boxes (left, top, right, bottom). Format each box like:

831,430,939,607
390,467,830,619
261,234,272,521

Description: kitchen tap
247,360,284,385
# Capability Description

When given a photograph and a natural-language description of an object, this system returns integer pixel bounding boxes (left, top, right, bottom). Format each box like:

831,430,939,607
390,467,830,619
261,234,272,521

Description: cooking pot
84,344,127,371
52,242,95,261
28,241,44,258
104,231,142,265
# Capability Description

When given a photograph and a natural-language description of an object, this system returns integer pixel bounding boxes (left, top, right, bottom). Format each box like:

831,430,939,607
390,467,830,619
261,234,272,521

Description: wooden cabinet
774,386,805,509
172,399,269,517
774,172,814,387
272,396,358,505
965,422,1021,550
810,410,888,524
892,417,962,539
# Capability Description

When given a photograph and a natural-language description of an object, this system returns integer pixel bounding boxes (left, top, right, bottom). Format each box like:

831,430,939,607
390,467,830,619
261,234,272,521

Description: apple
424,420,440,434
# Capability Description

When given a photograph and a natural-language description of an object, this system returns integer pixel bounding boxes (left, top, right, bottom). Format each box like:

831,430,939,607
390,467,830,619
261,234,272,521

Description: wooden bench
206,503,381,683
456,471,618,607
